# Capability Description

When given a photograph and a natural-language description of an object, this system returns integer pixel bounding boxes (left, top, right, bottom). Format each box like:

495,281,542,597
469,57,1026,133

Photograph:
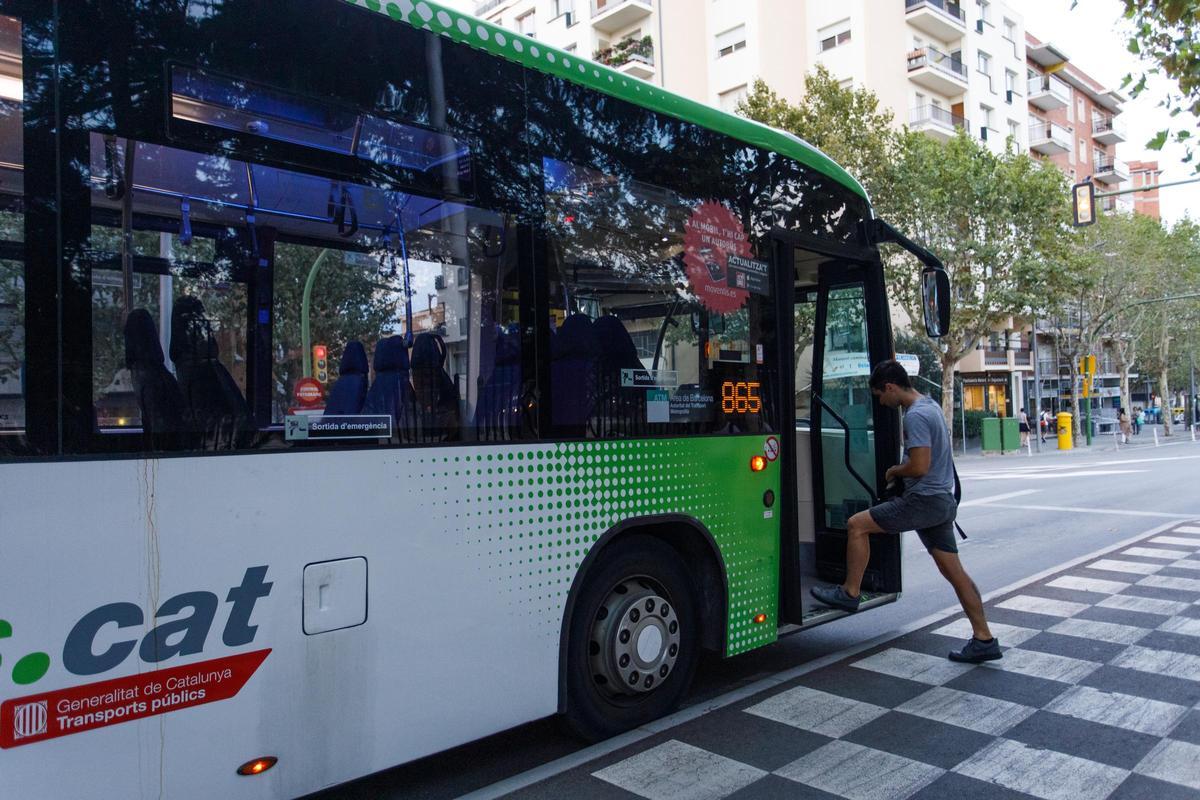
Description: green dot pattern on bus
407,438,780,655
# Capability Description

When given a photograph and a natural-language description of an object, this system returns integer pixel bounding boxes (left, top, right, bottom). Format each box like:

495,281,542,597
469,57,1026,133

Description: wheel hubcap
589,578,680,696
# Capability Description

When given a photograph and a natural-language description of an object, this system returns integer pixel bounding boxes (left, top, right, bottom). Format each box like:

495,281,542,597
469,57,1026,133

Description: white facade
459,0,1028,154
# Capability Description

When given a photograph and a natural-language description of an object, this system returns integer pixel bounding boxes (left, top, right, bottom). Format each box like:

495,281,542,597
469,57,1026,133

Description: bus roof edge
341,0,870,203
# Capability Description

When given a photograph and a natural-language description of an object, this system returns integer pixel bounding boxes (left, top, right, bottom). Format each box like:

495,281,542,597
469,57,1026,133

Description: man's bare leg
930,549,993,640
842,510,885,598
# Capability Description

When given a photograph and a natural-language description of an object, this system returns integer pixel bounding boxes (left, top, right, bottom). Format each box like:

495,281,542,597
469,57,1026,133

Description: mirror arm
866,218,944,271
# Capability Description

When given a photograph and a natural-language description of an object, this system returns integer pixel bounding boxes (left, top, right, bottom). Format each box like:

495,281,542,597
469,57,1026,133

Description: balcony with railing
1093,153,1129,184
1029,119,1071,154
985,349,1009,366
905,0,967,41
907,45,968,95
1028,73,1071,110
594,36,655,79
1092,113,1126,145
590,0,652,33
909,104,968,141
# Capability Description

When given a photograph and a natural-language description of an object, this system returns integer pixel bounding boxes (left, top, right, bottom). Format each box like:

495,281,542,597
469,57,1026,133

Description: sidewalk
496,520,1200,800
956,425,1199,466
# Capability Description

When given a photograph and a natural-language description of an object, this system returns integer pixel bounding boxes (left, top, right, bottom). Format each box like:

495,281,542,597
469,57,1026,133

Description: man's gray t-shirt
902,395,955,496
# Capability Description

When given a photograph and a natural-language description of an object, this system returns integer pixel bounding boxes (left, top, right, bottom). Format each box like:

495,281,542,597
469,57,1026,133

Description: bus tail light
749,455,767,472
752,613,768,624
237,756,278,776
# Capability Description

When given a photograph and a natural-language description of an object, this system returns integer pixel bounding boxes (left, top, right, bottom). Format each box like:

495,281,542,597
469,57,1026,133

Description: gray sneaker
948,637,1002,663
810,584,861,613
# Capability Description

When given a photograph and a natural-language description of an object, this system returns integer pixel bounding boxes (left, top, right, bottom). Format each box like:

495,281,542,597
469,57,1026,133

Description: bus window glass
772,155,870,244
820,283,875,526
543,157,774,438
0,14,24,451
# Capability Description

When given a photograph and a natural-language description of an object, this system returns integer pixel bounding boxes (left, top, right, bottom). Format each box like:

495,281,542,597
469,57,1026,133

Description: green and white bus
0,1,950,796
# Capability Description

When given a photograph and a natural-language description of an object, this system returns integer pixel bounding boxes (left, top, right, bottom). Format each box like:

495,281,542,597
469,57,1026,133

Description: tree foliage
1106,0,1200,167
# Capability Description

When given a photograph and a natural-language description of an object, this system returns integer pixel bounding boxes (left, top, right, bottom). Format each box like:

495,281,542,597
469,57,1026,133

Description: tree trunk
1161,367,1173,437
1120,367,1131,419
1068,365,1081,444
940,354,956,444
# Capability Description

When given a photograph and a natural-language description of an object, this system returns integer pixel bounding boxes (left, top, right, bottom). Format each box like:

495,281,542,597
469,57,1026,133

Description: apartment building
1128,159,1163,220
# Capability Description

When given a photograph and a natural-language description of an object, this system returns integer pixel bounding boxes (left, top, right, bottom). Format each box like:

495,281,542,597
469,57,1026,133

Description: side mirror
922,267,952,338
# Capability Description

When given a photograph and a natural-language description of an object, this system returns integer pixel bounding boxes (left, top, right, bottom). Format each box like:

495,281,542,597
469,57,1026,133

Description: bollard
1154,428,1160,447
1114,429,1120,451
1027,438,1033,457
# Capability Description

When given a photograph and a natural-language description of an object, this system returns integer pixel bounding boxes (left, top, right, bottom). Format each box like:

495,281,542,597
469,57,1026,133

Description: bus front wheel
564,535,700,741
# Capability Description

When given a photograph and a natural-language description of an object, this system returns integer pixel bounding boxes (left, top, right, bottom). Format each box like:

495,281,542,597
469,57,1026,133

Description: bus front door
778,244,902,625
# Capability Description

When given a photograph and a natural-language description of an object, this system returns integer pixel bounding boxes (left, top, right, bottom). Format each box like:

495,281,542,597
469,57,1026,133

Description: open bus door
774,238,904,627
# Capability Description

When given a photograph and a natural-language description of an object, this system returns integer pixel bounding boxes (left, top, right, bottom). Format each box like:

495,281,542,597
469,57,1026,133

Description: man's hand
885,465,901,484
885,447,931,483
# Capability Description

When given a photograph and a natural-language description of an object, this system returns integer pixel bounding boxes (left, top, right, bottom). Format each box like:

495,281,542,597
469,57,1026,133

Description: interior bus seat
474,329,521,441
123,308,186,445
362,335,414,437
410,332,460,442
169,296,252,450
592,315,645,439
551,313,599,436
324,341,369,415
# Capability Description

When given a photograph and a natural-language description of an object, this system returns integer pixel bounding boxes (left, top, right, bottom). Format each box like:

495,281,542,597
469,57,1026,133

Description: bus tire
563,535,700,742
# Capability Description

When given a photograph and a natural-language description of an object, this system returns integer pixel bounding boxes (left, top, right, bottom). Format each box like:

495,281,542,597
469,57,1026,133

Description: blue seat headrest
374,335,409,373
339,341,369,375
410,332,446,369
553,314,598,360
124,308,165,368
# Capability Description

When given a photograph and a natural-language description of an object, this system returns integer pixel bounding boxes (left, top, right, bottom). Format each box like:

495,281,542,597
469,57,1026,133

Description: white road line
965,469,1148,481
456,518,1194,800
981,503,1200,519
958,489,1041,508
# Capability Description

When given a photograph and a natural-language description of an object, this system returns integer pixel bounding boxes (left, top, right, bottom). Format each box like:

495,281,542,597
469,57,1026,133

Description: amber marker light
752,613,768,624
749,455,767,472
237,756,278,776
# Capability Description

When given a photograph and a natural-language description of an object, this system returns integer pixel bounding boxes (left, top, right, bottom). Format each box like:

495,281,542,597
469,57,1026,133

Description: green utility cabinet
981,417,1002,453
1000,417,1020,452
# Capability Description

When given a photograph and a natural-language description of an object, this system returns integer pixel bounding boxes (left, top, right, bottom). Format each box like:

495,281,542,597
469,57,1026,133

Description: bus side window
0,14,30,456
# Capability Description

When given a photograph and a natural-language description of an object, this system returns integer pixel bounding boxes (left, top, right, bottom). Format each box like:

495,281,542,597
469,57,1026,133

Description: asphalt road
305,433,1200,800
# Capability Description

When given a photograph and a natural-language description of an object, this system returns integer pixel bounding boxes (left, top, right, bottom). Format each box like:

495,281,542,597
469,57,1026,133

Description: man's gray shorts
868,492,959,554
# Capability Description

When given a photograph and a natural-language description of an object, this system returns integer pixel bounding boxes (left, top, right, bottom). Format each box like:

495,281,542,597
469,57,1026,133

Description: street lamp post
1032,319,1043,453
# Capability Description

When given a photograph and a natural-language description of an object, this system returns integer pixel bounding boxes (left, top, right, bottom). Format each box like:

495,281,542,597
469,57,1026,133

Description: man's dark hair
869,359,913,391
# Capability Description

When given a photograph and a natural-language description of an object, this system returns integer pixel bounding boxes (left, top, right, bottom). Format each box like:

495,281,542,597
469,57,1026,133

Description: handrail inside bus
812,391,879,505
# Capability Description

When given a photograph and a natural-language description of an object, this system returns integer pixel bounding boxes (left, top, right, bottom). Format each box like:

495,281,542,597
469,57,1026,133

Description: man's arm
886,447,930,482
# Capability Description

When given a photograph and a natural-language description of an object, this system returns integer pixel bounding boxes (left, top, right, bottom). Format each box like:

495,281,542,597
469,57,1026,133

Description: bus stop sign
294,377,324,407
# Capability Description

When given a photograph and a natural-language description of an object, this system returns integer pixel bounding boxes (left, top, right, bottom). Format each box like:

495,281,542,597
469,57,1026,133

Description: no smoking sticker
764,436,780,462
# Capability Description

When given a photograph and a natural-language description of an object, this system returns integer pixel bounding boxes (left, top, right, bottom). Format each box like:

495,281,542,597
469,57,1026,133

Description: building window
977,51,991,75
554,0,574,16
564,43,577,53
818,20,851,53
980,104,992,128
1007,119,1019,140
516,10,536,36
1003,17,1015,42
715,24,747,58
1079,139,1087,161
977,0,991,24
718,84,748,112
1005,69,1017,99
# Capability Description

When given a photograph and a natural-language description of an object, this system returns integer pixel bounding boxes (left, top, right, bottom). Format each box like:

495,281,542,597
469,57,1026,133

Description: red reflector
237,756,278,776
750,455,767,472
753,613,767,624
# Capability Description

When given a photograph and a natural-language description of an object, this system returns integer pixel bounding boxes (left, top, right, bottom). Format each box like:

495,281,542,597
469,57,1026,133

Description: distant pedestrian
1119,407,1132,444
1136,407,1146,434
811,360,1001,663
1019,408,1031,447
1041,409,1052,442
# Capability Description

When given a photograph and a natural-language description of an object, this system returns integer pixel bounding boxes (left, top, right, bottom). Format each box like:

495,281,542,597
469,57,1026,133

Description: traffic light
313,344,328,383
1072,180,1096,227
1079,354,1096,376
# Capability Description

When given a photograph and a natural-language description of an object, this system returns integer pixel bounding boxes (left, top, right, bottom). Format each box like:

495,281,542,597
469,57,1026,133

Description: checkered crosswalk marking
954,739,1129,800
1097,594,1190,616
995,594,1089,617
1174,525,1200,535
930,618,1040,646
775,740,944,800
1122,546,1189,559
743,685,887,738
1047,575,1131,594
1159,616,1200,638
1149,535,1200,547
1110,645,1200,681
1085,558,1163,575
850,648,973,685
1047,617,1149,645
1134,739,1200,790
591,740,766,800
1044,686,1190,736
537,522,1200,800
895,686,1036,735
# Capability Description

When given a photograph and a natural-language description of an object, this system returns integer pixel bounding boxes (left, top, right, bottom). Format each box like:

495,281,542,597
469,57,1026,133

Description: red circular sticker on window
683,201,752,314
294,377,324,406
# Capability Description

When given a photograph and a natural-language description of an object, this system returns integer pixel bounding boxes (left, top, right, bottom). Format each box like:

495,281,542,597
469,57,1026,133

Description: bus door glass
811,263,901,594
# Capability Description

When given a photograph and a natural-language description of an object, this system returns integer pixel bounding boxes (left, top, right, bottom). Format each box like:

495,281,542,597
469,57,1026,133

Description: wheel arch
556,514,728,713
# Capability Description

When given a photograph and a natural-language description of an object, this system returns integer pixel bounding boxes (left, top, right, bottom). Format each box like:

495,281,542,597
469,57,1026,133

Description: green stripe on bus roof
343,0,869,202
